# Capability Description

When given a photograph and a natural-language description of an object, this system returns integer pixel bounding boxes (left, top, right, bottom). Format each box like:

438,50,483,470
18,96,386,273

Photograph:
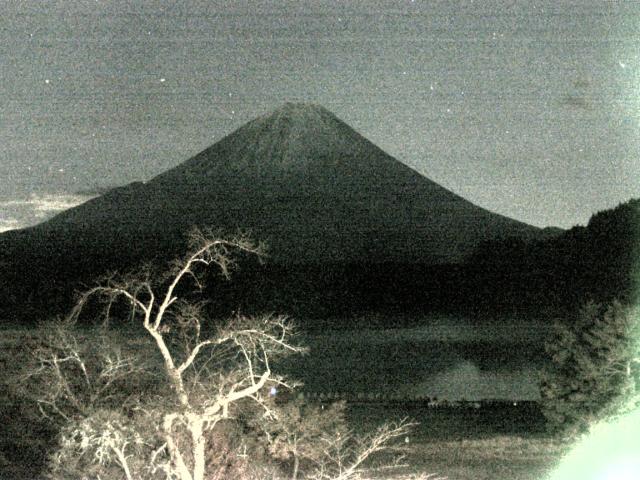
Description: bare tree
262,398,449,480
264,399,349,479
20,229,442,480
307,418,416,480
22,229,304,480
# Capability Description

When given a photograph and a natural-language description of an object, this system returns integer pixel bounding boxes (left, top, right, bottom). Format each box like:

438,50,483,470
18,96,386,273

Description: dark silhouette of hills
465,198,640,313
0,103,557,322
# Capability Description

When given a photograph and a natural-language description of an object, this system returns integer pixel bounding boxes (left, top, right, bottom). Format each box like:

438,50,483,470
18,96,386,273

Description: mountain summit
151,101,447,198
170,102,365,175
4,103,542,266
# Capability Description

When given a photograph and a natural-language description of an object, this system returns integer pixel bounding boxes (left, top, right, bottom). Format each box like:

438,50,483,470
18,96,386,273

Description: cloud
32,194,94,217
74,185,118,196
1,193,94,216
0,217,24,233
0,193,96,232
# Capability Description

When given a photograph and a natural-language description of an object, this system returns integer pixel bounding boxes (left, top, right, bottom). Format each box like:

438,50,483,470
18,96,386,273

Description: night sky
1,0,638,232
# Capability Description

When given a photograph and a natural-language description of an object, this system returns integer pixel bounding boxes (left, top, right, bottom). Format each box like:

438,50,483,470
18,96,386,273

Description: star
44,79,50,84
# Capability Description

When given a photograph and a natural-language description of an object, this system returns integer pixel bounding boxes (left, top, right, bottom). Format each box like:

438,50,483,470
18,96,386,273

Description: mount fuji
0,103,550,319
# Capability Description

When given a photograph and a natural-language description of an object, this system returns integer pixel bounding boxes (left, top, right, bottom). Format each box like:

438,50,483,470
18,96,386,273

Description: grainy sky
1,0,638,231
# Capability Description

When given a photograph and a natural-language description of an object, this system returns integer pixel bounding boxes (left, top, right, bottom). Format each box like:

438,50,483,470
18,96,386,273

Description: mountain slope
27,103,541,265
0,103,550,320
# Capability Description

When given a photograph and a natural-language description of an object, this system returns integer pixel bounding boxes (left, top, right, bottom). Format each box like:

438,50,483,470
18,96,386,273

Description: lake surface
281,317,550,401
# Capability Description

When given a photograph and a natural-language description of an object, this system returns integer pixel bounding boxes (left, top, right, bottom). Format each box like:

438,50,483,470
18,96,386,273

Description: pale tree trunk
113,446,134,480
292,454,300,480
146,325,190,406
163,414,194,480
189,415,206,480
290,437,300,480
